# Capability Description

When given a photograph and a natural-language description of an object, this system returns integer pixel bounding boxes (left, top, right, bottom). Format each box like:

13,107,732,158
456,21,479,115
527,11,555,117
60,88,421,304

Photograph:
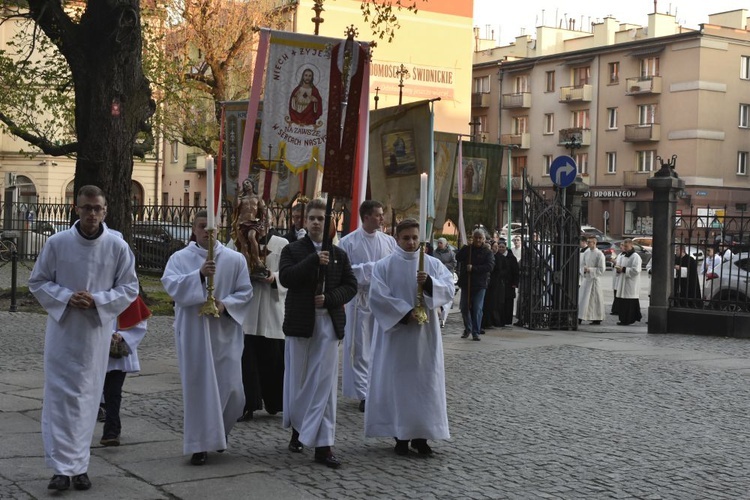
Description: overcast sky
473,0,749,45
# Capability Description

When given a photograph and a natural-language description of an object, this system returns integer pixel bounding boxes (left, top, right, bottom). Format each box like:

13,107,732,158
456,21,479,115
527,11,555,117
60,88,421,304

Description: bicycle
0,239,17,262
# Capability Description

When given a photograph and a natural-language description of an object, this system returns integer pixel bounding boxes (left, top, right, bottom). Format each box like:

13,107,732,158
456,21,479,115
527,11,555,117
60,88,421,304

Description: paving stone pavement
3,265,750,499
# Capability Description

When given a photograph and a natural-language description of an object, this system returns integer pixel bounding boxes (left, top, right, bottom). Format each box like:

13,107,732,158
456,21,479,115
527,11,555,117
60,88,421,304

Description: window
573,66,590,86
738,152,749,175
640,57,660,78
637,150,656,172
606,152,617,174
162,192,169,206
575,153,589,175
513,116,528,134
473,76,490,93
742,56,750,80
544,113,555,135
545,71,555,92
607,107,618,129
171,141,179,163
741,104,750,128
608,62,620,84
514,75,530,93
194,192,202,206
572,109,590,129
543,155,553,176
638,104,657,125
511,155,527,177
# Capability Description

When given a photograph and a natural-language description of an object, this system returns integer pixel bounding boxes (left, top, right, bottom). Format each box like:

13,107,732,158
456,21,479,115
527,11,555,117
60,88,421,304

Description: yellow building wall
295,0,474,135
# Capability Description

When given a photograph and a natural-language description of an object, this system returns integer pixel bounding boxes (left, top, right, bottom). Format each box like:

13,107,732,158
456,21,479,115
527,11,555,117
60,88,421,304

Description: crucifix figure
396,64,409,105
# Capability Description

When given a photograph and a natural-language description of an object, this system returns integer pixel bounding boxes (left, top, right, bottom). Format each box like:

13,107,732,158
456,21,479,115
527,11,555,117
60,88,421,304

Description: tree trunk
68,1,153,240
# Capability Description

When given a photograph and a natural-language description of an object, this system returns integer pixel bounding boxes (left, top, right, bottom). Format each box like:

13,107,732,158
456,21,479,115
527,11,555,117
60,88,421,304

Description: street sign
603,210,610,220
550,155,577,189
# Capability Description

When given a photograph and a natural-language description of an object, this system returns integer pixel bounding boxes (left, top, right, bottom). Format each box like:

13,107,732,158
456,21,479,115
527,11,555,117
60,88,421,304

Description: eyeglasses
77,205,106,214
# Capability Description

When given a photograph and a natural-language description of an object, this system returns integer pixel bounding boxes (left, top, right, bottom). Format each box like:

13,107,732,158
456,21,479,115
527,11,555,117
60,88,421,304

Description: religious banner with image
258,31,334,174
445,141,503,232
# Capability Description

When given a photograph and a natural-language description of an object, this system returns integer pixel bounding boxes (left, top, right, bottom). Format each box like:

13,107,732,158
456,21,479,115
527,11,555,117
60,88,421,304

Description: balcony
625,76,662,95
502,92,531,109
558,127,591,147
559,84,592,103
500,133,531,149
471,92,491,108
500,176,522,189
624,123,660,142
623,170,653,187
184,153,207,173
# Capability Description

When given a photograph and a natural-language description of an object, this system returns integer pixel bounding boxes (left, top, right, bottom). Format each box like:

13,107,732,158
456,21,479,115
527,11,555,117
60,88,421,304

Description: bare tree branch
26,0,85,72
0,110,78,155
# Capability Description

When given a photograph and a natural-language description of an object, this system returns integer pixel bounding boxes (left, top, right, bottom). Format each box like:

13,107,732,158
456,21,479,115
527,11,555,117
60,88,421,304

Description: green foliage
0,19,76,155
359,0,426,42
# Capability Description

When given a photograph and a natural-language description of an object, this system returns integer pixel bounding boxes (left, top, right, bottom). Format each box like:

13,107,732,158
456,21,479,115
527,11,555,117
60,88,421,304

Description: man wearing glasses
29,185,139,492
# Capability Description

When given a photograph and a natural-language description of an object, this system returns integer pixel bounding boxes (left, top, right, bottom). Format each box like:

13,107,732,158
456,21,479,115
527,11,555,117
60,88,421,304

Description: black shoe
460,332,470,339
578,318,583,325
358,399,366,412
237,410,253,422
48,474,70,491
472,335,481,341
100,436,120,447
267,409,279,416
617,321,633,326
314,450,341,468
97,406,106,423
410,439,433,455
394,439,409,456
72,473,92,491
288,430,303,453
190,452,207,466
479,329,486,335
591,320,601,325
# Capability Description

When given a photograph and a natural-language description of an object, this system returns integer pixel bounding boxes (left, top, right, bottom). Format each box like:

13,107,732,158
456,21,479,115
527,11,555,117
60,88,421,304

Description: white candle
206,155,215,229
419,173,427,242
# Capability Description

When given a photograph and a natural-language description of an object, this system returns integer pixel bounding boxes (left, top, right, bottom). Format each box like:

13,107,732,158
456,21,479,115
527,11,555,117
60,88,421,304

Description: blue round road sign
550,155,578,189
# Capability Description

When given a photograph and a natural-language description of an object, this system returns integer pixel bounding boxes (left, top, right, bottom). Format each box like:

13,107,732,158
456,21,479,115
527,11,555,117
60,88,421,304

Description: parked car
631,236,653,252
580,225,606,237
499,222,525,240
703,252,750,311
132,222,192,270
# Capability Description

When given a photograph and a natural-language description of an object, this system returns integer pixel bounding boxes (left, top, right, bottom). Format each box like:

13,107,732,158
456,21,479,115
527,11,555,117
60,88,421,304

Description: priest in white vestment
161,210,253,466
29,185,138,492
615,239,643,326
337,200,396,412
366,218,455,456
578,236,606,324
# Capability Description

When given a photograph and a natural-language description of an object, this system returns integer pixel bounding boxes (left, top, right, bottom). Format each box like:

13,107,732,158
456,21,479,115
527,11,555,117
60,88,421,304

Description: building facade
473,9,750,237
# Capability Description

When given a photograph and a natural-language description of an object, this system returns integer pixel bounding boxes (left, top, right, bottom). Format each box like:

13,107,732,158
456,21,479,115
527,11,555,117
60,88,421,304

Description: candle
206,155,215,229
419,173,427,242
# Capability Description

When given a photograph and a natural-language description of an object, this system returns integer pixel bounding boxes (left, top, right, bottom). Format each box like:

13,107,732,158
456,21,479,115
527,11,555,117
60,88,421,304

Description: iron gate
516,175,581,330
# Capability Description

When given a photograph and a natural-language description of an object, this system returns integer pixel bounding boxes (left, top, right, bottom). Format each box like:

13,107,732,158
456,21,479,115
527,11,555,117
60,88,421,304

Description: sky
473,0,749,45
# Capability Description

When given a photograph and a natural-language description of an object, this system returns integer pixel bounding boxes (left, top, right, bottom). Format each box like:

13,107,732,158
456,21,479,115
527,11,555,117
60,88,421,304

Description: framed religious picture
452,156,487,201
382,130,417,177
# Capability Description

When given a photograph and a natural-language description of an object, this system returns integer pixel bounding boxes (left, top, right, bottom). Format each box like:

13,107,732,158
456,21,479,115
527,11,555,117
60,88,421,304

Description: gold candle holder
199,228,220,317
414,242,428,325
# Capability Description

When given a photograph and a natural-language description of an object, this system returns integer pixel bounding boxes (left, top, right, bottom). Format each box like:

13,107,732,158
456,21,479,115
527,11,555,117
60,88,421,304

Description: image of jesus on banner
289,68,323,127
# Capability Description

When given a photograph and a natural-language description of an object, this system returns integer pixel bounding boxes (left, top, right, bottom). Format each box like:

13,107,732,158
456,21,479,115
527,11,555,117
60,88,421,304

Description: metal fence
0,200,349,272
671,207,750,312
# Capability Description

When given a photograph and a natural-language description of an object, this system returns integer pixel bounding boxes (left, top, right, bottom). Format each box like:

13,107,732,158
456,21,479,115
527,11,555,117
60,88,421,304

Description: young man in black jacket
455,228,495,340
279,198,357,468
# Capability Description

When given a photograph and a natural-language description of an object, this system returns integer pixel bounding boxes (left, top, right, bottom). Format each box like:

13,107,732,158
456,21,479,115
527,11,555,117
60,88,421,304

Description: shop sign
583,190,637,199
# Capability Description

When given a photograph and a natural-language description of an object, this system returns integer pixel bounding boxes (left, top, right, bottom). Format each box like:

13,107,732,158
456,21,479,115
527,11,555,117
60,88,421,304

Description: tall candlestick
206,155,215,229
419,173,428,242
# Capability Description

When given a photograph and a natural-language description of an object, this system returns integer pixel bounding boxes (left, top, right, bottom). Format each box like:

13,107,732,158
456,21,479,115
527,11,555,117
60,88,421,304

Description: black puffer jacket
455,243,495,290
279,236,357,339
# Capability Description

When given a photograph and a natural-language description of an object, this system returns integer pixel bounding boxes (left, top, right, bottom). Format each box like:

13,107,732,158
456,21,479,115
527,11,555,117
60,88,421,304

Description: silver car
702,252,750,311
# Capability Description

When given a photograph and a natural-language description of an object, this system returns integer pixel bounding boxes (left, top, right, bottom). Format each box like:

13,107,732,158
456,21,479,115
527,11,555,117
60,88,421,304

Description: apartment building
473,9,750,237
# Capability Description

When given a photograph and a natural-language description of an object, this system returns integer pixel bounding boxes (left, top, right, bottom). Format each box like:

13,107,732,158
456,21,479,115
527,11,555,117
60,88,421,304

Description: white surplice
365,246,454,441
241,234,287,339
578,248,606,321
616,251,642,299
29,222,139,476
337,228,396,401
161,241,253,454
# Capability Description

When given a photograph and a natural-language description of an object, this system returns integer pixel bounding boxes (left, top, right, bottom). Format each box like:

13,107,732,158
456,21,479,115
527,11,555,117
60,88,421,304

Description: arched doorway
15,175,37,205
